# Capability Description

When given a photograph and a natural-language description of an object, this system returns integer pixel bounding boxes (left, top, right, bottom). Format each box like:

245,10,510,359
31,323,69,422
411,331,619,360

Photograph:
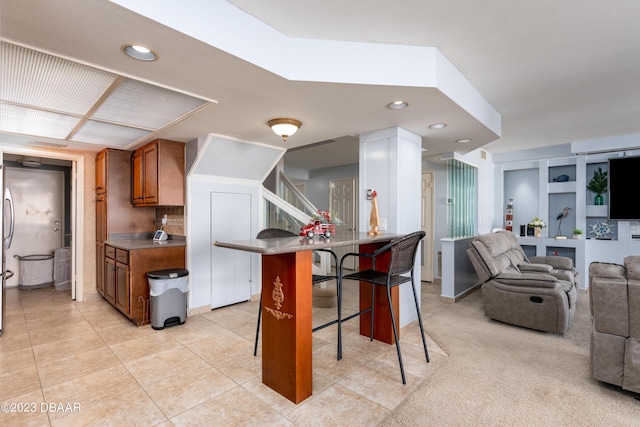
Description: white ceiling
2,0,640,170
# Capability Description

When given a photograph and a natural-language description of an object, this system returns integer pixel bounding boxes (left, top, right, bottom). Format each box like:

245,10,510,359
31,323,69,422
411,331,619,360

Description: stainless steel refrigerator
1,165,15,336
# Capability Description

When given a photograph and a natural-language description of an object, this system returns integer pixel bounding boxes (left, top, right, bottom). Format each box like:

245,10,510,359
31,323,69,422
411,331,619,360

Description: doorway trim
329,176,358,270
0,146,85,302
421,171,435,282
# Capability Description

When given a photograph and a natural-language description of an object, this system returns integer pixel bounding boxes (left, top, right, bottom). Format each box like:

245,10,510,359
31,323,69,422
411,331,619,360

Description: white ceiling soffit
0,41,214,149
109,0,501,138
189,133,286,182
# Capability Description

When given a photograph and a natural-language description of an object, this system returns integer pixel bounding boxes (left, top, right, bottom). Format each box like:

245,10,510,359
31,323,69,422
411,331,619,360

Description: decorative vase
368,192,380,236
534,226,542,238
573,234,582,239
594,194,604,205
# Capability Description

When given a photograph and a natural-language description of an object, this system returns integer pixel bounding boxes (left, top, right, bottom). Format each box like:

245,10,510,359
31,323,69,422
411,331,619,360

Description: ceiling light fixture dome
456,138,472,143
429,123,447,129
268,118,301,141
122,44,158,61
18,157,42,167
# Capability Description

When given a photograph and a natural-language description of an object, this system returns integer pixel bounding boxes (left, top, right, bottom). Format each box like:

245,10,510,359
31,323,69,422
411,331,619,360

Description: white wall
188,178,260,310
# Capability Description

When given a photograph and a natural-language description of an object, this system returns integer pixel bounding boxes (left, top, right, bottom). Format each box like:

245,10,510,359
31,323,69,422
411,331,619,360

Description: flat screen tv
608,156,640,220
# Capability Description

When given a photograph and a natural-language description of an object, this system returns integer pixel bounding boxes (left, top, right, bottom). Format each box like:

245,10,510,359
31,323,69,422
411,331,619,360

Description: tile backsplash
155,206,185,236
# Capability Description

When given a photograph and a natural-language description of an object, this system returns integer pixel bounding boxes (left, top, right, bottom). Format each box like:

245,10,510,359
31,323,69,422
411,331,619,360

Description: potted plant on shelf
528,217,546,238
587,167,608,206
572,228,583,239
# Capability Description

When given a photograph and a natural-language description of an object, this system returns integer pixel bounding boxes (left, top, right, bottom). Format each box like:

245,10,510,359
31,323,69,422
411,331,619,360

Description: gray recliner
589,256,640,394
467,230,578,334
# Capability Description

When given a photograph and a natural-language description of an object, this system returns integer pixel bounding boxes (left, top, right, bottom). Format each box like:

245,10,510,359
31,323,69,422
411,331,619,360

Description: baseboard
440,283,482,304
187,305,211,316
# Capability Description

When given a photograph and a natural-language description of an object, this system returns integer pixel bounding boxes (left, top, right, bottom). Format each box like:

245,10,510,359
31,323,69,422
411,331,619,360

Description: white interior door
5,167,64,288
210,191,252,308
421,171,435,282
330,177,357,270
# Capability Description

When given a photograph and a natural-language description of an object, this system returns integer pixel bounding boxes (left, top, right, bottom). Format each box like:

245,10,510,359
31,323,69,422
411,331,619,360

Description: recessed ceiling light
388,101,408,110
122,44,158,61
429,123,447,129
456,138,472,143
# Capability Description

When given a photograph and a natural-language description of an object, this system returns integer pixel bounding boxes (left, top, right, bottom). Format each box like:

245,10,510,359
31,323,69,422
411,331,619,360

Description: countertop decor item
590,220,614,239
528,217,546,238
555,206,572,237
587,167,608,206
368,190,381,236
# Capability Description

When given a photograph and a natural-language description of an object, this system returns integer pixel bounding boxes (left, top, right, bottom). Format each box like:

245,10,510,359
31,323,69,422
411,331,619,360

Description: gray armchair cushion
518,263,553,273
494,272,560,289
530,255,573,270
590,276,629,336
625,255,640,280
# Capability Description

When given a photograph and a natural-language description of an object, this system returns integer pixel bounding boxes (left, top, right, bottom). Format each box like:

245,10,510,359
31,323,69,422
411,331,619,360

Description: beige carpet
380,289,639,426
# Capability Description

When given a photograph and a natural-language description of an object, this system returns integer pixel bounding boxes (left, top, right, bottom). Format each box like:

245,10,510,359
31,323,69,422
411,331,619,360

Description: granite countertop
105,233,186,251
214,231,401,255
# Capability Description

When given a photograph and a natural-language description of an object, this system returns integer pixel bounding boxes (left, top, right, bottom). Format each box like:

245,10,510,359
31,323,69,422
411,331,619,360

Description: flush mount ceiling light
388,100,408,110
268,118,301,141
18,157,42,167
122,44,158,61
456,138,472,143
429,123,447,129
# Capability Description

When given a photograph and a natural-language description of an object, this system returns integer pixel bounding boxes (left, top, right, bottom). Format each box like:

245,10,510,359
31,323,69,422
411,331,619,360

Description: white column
359,127,423,326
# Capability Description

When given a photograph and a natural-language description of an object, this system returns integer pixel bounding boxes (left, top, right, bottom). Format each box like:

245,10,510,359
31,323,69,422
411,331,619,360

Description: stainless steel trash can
147,268,188,330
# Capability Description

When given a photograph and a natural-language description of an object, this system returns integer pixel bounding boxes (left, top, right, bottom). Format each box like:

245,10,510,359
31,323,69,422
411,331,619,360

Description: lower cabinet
103,244,185,326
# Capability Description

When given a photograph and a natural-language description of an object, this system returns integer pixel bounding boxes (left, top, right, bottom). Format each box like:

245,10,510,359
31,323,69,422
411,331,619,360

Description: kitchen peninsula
214,231,402,403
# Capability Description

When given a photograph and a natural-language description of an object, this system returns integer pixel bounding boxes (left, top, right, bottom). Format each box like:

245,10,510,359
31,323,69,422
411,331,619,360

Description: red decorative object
300,210,335,239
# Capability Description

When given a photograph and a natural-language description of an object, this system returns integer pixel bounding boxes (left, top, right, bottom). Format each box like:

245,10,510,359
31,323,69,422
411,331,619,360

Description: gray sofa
467,230,578,334
589,257,640,394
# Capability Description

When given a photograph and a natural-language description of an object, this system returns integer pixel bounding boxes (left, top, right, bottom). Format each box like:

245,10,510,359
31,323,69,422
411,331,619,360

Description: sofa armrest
494,272,559,289
530,255,573,270
518,263,553,273
549,270,574,284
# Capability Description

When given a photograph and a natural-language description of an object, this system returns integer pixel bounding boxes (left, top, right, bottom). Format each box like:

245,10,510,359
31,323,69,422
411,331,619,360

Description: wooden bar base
261,251,313,403
357,242,398,344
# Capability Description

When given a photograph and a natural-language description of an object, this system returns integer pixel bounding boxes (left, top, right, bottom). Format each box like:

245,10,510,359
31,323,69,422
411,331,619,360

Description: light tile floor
0,280,448,426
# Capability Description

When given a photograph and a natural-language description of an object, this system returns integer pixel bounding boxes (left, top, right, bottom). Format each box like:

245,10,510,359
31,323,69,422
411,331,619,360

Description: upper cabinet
132,139,185,206
95,149,107,194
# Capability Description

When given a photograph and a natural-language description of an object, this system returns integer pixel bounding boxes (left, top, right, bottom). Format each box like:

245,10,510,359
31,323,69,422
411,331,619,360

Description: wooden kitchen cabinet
104,255,116,305
95,150,106,194
95,149,155,295
132,139,185,206
103,244,185,326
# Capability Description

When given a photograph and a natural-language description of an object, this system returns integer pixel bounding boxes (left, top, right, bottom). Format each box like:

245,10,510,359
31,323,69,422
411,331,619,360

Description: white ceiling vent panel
1,42,117,115
0,103,80,139
0,42,212,148
72,120,151,147
92,78,209,130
